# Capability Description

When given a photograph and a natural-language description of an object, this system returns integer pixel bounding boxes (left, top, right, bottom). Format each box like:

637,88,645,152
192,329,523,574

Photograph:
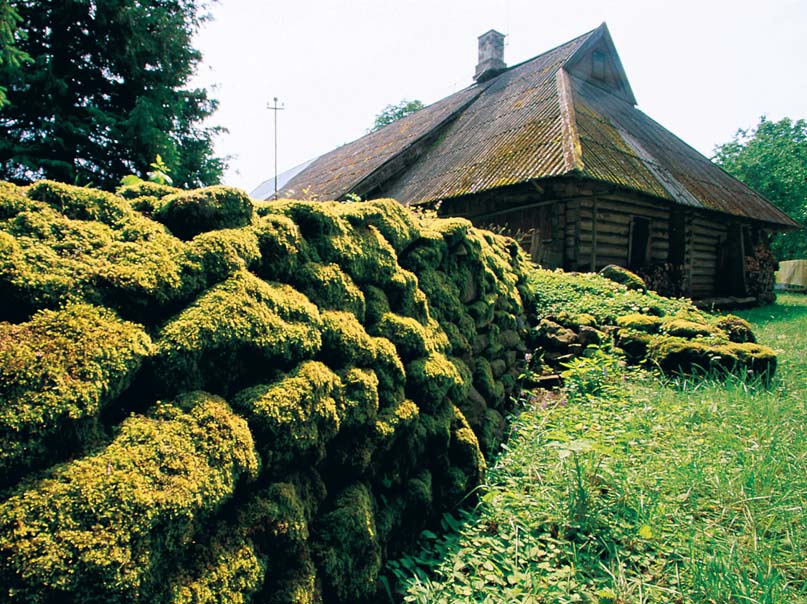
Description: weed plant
389,294,807,603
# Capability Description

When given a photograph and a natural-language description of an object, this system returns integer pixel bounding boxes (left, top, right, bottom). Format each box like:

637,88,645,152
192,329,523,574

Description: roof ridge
490,26,600,80
556,69,584,173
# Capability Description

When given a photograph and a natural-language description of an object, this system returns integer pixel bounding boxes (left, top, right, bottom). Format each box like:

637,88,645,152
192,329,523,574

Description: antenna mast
267,97,284,199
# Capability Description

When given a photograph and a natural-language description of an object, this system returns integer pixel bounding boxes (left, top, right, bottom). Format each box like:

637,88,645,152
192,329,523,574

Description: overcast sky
191,0,807,195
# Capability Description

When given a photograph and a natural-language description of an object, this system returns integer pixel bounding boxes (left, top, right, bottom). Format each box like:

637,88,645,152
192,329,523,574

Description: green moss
598,264,647,292
406,353,468,413
311,482,381,602
155,186,255,240
0,392,259,604
473,357,498,403
232,361,341,470
318,310,376,368
384,267,429,322
370,312,448,361
479,408,507,456
0,304,152,486
468,299,494,327
116,180,180,200
661,318,714,339
26,180,131,227
399,229,447,272
552,311,597,329
293,262,365,320
339,367,379,427
252,213,308,282
336,198,419,253
370,336,406,407
616,313,663,333
153,271,322,395
435,405,486,506
615,329,653,364
363,284,391,326
244,478,323,604
715,314,757,344
186,228,261,285
432,217,471,248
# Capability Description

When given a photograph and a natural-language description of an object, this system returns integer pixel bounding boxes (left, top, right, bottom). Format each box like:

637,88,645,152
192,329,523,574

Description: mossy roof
274,24,798,230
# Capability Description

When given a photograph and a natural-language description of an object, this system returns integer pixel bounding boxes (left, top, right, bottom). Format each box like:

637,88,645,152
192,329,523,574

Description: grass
386,294,807,603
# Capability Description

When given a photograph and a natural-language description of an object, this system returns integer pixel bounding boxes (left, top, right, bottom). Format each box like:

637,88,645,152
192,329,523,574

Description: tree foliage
371,99,424,131
713,116,807,260
0,0,226,190
0,0,28,107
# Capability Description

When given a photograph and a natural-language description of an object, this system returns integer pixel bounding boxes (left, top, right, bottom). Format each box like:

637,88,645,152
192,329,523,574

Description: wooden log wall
571,194,671,273
687,214,727,299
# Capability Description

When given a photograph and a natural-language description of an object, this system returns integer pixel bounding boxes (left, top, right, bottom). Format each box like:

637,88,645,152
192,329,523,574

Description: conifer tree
0,0,226,189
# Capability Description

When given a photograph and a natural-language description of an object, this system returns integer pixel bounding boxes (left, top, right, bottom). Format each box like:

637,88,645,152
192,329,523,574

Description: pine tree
0,0,226,189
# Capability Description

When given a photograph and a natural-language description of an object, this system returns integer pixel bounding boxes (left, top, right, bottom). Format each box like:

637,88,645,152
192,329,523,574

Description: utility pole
267,97,284,199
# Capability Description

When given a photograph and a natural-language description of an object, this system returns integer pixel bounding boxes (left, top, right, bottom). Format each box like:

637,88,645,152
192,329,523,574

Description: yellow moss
661,318,715,339
0,181,32,219
184,227,261,288
335,198,419,253
0,392,259,603
232,361,342,470
339,367,379,427
370,336,406,407
155,186,255,240
405,353,467,413
293,262,365,320
26,180,131,226
616,313,662,333
318,310,376,368
715,314,757,344
0,303,152,485
371,312,448,361
153,271,322,395
399,228,448,272
374,399,419,444
252,213,309,282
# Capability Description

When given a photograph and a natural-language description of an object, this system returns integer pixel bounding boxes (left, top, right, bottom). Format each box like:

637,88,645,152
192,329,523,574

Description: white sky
191,0,807,194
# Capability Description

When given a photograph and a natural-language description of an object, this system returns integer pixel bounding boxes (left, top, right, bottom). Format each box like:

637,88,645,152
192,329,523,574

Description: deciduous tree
371,99,424,131
713,116,807,260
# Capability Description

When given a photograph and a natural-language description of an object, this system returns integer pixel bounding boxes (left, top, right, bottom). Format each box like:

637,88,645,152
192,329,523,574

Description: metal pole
267,97,284,199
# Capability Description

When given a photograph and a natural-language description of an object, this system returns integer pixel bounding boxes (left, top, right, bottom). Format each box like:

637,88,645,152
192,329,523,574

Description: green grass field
387,294,807,604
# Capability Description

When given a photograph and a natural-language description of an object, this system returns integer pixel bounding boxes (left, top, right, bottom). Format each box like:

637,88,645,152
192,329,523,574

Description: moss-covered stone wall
0,181,536,603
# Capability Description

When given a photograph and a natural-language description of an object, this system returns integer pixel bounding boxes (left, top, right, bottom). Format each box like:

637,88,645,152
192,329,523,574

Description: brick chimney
474,30,506,83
